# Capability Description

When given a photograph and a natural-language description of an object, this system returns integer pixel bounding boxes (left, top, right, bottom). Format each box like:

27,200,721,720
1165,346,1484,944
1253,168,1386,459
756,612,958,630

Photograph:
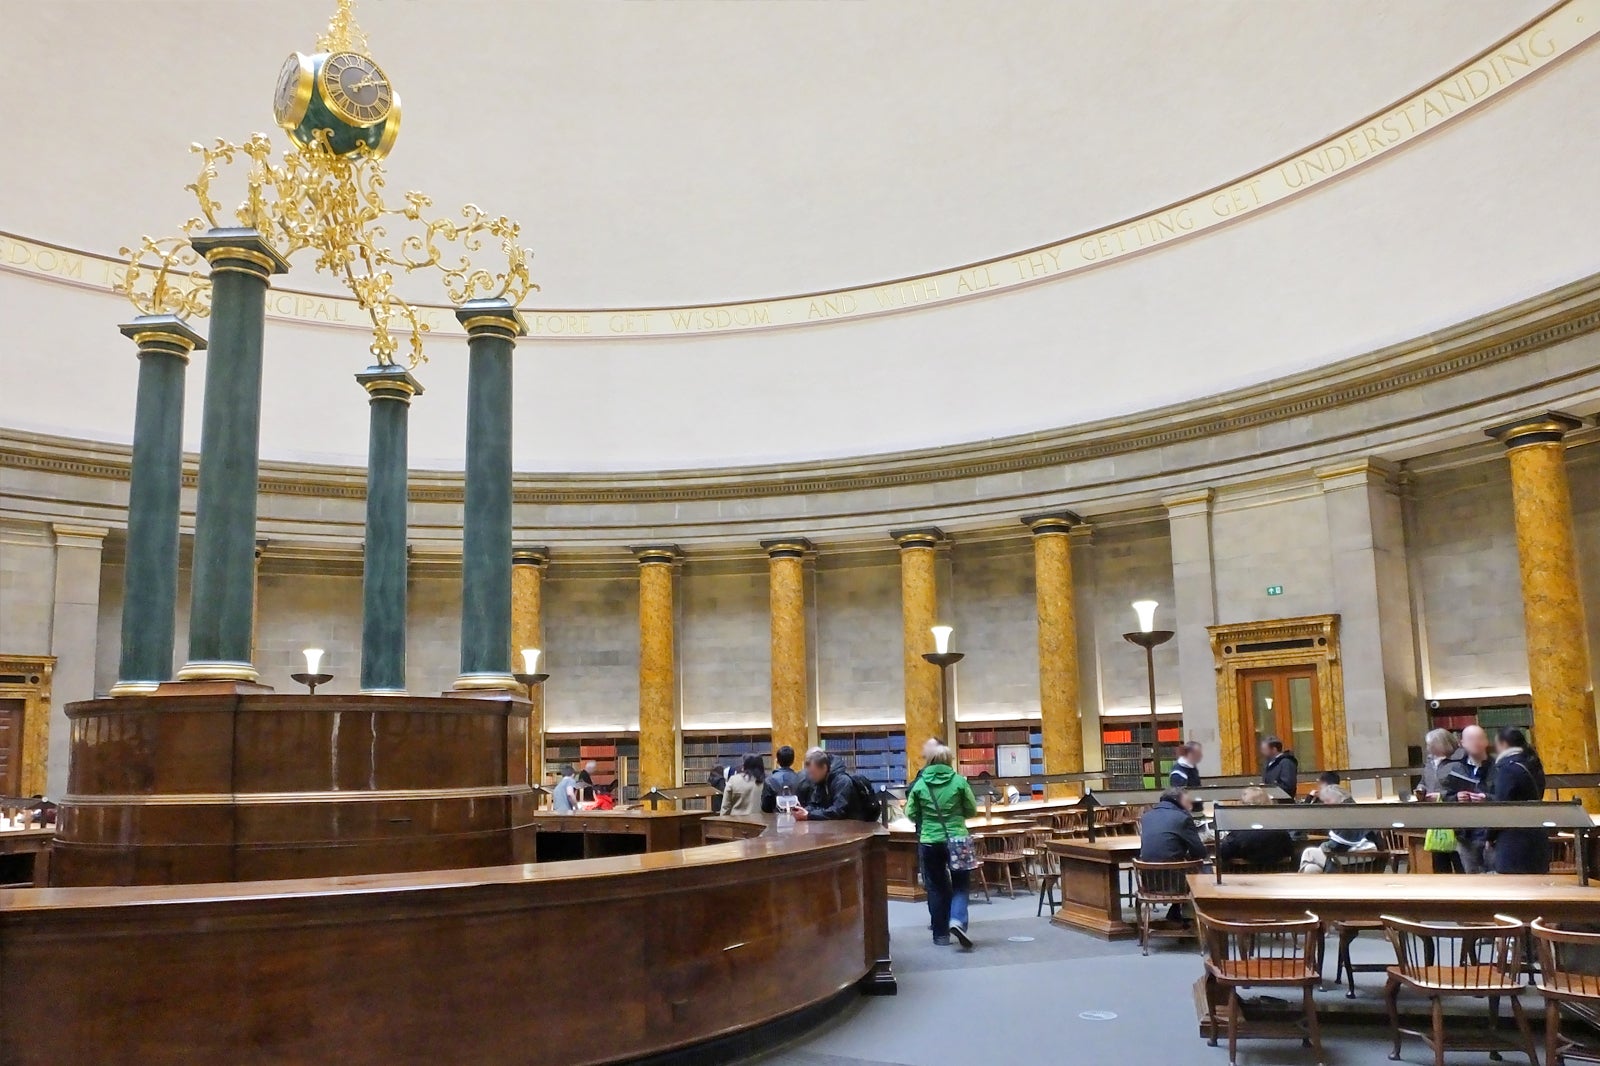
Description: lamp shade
1131,600,1159,633
303,647,325,675
520,648,541,674
930,625,953,655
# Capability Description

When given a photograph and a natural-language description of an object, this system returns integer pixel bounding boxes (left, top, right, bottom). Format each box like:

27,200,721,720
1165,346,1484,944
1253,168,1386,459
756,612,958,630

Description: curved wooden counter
0,817,893,1066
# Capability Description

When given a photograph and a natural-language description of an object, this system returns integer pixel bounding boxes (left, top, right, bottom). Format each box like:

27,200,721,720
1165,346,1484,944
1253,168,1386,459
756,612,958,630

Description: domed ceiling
2,0,1598,471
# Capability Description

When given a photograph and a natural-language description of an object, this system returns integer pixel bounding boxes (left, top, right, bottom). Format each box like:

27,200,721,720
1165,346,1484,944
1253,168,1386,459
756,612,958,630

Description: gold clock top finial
317,0,370,55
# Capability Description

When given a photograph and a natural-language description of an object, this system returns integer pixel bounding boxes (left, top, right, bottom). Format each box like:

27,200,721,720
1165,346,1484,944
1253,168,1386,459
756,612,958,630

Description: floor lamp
1122,601,1173,786
922,625,964,745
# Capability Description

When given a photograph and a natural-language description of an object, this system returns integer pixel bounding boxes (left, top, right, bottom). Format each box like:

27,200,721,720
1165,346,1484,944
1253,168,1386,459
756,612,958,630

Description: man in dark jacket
760,745,807,814
1260,737,1298,798
1489,728,1549,874
1139,788,1207,921
1440,724,1494,872
1217,786,1295,868
1168,742,1203,789
792,748,857,821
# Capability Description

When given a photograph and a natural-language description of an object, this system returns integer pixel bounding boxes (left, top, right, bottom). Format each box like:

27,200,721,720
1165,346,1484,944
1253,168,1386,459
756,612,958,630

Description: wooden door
0,699,24,795
1237,666,1322,773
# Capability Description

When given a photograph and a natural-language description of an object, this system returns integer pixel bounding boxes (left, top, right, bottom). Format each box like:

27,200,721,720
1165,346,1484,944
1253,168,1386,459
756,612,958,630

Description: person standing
1488,728,1550,874
1259,737,1298,798
1419,728,1464,873
551,763,579,813
761,745,805,813
905,743,978,948
1442,724,1494,872
721,754,766,817
790,748,856,821
1169,742,1203,789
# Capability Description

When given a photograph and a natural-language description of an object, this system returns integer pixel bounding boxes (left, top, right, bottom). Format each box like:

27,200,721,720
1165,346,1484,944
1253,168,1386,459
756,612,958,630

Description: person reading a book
1440,724,1493,872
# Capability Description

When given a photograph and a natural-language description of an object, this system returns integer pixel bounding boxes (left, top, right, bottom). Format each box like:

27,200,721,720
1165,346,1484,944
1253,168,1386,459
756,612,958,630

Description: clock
318,51,394,127
273,52,315,131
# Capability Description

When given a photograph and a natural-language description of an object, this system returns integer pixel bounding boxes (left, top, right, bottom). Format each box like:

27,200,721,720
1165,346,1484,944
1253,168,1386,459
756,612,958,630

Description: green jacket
905,764,978,844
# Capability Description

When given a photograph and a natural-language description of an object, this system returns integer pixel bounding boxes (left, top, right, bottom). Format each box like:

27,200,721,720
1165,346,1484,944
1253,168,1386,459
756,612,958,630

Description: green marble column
177,230,289,683
453,298,526,690
110,316,205,696
358,366,422,694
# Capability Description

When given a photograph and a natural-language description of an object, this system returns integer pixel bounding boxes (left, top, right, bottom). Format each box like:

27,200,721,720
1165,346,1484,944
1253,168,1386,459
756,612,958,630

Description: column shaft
764,539,812,759
512,548,549,780
112,317,202,694
894,529,943,780
454,300,524,689
179,231,287,682
359,367,421,693
1025,514,1083,783
635,547,680,791
1490,414,1597,781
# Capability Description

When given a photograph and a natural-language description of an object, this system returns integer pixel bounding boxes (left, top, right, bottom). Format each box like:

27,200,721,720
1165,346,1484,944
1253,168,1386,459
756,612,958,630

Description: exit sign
1266,585,1284,596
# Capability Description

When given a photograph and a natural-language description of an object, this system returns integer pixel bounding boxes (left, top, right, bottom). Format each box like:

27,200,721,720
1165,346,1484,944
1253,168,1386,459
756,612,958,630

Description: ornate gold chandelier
119,0,536,368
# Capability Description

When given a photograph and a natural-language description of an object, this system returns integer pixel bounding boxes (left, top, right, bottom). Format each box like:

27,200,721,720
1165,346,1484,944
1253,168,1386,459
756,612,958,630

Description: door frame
0,655,54,797
1207,615,1345,777
1236,665,1325,774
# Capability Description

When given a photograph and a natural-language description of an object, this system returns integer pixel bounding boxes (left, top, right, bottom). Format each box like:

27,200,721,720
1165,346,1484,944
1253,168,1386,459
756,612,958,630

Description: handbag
925,779,982,871
1423,827,1458,853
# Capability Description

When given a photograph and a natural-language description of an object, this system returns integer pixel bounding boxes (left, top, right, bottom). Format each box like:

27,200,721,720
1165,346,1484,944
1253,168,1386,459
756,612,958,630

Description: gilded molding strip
4,275,1599,503
1,1,1595,340
61,784,527,806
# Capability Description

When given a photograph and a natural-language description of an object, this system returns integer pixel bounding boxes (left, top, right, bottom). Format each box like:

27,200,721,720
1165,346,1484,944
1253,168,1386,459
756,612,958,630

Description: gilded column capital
890,526,944,550
513,545,551,567
119,314,207,362
1486,411,1584,450
455,297,528,340
761,537,814,560
189,228,290,280
631,544,681,566
1021,511,1081,537
356,364,424,404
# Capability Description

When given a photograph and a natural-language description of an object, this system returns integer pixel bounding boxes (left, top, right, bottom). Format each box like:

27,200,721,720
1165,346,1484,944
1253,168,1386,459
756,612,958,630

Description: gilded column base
452,672,520,691
176,660,261,683
359,687,408,697
107,680,162,697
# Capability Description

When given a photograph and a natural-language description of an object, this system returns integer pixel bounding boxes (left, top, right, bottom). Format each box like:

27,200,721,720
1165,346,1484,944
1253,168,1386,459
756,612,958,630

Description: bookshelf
1100,713,1183,789
818,726,908,790
955,722,1044,789
543,733,641,804
681,730,773,786
1427,695,1533,743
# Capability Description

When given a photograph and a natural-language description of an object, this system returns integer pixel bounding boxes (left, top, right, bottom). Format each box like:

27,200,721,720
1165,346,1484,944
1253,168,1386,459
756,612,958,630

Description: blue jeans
920,841,970,941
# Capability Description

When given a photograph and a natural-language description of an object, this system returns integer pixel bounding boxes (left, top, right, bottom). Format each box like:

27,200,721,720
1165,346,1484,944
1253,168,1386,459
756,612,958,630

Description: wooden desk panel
0,828,52,886
1048,836,1143,939
0,820,892,1066
527,809,707,861
1190,873,1600,923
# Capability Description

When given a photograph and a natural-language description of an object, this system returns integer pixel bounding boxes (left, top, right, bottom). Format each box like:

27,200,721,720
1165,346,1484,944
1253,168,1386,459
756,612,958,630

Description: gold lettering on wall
1,4,1593,341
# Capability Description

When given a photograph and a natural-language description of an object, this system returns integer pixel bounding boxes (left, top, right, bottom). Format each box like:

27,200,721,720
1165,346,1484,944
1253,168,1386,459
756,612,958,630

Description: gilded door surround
1208,616,1345,776
0,655,54,797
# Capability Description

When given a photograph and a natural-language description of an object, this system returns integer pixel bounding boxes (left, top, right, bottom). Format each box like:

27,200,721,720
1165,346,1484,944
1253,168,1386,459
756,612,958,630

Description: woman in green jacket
905,743,978,947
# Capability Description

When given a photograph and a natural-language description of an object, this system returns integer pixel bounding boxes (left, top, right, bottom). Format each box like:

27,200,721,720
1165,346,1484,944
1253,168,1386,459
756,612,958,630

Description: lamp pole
921,625,965,747
1122,601,1174,786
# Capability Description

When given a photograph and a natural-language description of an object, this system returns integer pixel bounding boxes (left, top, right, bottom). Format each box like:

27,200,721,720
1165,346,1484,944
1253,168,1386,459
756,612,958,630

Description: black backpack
848,773,883,822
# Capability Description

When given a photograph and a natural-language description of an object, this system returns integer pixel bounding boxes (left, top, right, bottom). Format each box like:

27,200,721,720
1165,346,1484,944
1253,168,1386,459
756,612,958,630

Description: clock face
319,51,393,127
273,53,313,129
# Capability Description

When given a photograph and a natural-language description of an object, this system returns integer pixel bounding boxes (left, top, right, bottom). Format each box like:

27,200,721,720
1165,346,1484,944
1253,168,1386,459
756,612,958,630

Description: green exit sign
1266,585,1284,596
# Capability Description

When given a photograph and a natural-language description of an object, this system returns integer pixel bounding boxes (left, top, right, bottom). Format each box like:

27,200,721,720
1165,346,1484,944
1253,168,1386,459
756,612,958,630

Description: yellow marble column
512,546,549,783
893,528,944,780
634,546,680,793
1487,412,1598,788
763,539,813,759
1025,512,1084,787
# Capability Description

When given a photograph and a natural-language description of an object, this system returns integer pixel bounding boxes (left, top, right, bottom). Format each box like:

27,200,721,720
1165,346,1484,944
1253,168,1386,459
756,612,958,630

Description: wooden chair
977,830,1031,898
1381,914,1540,1066
1131,858,1203,956
1054,808,1089,839
1374,828,1410,873
1550,837,1579,875
1325,849,1395,996
1197,909,1324,1066
1021,827,1059,916
1532,917,1600,1065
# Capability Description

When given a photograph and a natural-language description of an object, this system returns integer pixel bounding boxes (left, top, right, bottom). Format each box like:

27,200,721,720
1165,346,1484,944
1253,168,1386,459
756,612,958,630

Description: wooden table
1189,872,1600,923
526,809,707,861
1047,835,1143,939
885,817,1035,901
0,827,52,886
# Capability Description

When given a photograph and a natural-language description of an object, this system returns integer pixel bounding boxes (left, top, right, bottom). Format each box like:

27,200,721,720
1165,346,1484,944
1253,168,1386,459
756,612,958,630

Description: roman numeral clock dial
318,51,393,128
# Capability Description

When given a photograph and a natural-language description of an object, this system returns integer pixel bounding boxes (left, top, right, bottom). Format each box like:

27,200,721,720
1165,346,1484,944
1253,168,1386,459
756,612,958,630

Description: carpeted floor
739,890,1548,1066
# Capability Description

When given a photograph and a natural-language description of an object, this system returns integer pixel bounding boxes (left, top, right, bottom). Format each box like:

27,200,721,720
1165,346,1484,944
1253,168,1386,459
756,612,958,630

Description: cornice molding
5,269,1599,506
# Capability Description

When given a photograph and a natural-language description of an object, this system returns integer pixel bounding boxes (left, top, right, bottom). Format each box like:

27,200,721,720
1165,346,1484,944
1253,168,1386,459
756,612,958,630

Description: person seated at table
1139,788,1207,922
1487,727,1550,875
791,748,857,821
1217,786,1295,868
1299,770,1343,804
1259,736,1298,798
1298,783,1378,872
761,745,805,813
1168,742,1203,789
